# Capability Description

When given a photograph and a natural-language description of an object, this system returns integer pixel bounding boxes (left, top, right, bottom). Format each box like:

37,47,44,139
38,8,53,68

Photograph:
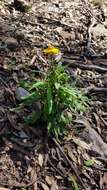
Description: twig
37,16,74,29
30,55,37,65
0,174,38,188
87,17,96,50
37,50,47,64
96,74,107,79
93,165,107,172
3,137,30,155
52,138,86,189
63,58,107,73
10,137,36,148
0,76,9,88
85,87,107,94
96,157,107,164
48,158,64,177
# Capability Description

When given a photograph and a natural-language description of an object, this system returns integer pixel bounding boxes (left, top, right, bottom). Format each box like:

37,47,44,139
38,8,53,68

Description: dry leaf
30,168,37,190
80,127,107,158
93,112,101,134
67,148,77,163
76,118,107,158
100,172,107,190
41,182,49,190
55,176,63,180
50,181,58,190
30,55,37,65
38,153,44,167
75,117,91,128
45,176,54,186
73,137,91,150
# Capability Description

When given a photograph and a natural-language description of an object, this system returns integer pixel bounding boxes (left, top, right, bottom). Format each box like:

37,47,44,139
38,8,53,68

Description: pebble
15,87,42,111
5,37,18,51
13,0,30,12
15,87,30,101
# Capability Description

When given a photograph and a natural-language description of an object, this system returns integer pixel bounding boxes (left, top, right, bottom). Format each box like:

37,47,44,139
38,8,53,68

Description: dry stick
63,58,107,73
96,157,107,164
87,17,96,50
88,87,107,93
52,138,86,190
48,158,65,177
86,87,107,93
3,137,30,155
10,137,36,148
37,16,74,29
0,175,38,188
82,87,107,99
0,76,9,88
84,87,107,94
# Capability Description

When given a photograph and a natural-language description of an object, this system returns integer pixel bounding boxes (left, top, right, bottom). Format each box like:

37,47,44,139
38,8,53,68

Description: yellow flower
43,46,61,55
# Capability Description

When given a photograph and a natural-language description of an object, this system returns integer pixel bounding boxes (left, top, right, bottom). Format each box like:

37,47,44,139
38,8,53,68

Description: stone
4,37,18,51
13,0,30,12
15,87,30,101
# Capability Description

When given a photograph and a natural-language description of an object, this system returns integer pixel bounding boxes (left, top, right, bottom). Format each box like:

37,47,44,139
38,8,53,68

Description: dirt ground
0,0,107,189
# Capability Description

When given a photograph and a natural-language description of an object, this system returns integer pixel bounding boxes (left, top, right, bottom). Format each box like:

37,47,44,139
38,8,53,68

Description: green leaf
70,175,80,190
84,159,94,167
24,111,41,125
13,63,89,139
60,112,67,124
47,84,53,114
55,82,60,90
47,122,52,134
10,105,24,112
30,81,46,90
21,92,39,106
20,80,30,89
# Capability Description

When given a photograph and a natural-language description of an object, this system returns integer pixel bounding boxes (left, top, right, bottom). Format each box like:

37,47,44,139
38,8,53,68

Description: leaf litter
0,0,107,189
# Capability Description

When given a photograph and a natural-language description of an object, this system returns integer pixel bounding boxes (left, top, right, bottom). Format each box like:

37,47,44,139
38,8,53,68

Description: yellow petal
43,46,61,55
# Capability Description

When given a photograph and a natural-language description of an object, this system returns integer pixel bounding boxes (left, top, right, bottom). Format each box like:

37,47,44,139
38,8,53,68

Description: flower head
43,46,61,55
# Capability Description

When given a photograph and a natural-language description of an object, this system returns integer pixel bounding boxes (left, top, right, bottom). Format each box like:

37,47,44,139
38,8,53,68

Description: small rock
13,0,30,12
4,37,18,51
15,87,30,101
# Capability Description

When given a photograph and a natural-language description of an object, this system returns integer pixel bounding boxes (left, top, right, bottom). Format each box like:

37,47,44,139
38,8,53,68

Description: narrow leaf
70,175,80,190
30,81,46,90
47,84,53,114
